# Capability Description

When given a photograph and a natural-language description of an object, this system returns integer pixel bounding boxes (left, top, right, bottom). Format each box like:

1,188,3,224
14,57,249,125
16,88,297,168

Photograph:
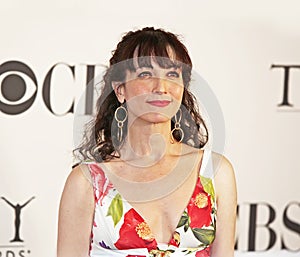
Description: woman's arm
57,164,95,257
210,153,237,257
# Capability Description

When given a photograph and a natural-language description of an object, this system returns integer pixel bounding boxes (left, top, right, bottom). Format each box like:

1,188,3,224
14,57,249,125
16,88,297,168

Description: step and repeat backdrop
0,1,299,257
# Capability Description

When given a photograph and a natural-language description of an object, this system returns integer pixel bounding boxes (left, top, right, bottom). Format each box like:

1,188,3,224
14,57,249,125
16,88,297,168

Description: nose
153,77,167,94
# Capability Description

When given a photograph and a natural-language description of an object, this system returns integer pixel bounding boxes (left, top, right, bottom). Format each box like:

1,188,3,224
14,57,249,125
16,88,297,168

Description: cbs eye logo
0,60,87,116
0,61,38,115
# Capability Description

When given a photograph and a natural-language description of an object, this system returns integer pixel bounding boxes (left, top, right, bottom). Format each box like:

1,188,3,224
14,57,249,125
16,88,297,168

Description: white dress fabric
82,148,217,257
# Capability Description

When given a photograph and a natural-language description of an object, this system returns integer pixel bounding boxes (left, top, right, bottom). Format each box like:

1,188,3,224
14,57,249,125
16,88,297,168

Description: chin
139,112,172,124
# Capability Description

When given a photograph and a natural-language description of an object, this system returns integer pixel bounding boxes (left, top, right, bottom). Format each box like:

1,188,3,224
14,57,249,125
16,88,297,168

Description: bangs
123,33,190,71
133,44,181,70
130,55,181,71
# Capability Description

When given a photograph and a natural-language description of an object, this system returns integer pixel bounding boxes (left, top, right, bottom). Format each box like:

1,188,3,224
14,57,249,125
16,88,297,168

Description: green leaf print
192,228,215,245
200,176,215,203
106,193,123,227
177,211,189,228
184,223,189,233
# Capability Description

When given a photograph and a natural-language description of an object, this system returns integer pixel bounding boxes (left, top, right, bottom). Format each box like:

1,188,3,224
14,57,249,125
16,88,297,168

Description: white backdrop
0,0,299,256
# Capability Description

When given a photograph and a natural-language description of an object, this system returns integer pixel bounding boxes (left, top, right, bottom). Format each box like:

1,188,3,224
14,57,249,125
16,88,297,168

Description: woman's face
118,58,184,124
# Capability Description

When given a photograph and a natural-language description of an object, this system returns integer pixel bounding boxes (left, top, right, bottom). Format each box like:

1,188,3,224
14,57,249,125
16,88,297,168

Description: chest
104,161,200,243
97,153,204,243
128,176,197,243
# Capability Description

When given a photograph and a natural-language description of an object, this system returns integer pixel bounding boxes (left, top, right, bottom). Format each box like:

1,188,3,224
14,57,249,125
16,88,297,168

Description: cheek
128,87,147,97
124,82,150,99
171,85,184,101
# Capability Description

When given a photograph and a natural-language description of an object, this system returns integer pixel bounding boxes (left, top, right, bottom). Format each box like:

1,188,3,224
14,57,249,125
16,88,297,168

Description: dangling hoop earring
114,105,128,142
171,108,184,143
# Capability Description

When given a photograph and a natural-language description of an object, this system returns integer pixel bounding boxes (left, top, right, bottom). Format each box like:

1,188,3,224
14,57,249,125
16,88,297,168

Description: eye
137,71,152,79
167,71,180,78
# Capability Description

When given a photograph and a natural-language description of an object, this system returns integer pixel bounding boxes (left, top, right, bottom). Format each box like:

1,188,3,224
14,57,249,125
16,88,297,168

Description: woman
57,27,237,257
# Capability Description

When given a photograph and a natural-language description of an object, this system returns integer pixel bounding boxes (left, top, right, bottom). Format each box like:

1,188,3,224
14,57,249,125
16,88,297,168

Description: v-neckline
97,149,207,245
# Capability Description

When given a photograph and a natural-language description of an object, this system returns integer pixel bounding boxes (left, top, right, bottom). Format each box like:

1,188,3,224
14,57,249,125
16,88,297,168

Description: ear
112,81,125,103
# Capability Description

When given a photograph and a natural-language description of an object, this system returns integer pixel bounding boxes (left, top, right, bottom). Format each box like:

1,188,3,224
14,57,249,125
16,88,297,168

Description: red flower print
195,246,211,257
187,177,212,228
115,208,158,251
89,164,113,205
168,231,180,247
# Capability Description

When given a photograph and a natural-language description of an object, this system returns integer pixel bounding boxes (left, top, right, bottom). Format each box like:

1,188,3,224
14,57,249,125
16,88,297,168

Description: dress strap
200,149,214,179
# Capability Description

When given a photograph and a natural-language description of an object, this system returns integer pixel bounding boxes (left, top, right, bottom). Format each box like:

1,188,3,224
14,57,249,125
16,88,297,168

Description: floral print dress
84,149,217,257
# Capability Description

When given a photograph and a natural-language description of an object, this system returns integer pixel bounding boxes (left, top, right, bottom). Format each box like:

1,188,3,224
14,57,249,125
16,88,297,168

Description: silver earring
171,108,184,143
114,105,128,142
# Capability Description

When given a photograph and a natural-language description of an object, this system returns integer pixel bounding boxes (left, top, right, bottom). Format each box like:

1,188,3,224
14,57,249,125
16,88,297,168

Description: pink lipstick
147,100,171,107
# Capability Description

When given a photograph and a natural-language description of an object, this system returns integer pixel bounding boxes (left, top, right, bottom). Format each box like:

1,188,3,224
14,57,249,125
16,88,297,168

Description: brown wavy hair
73,27,209,165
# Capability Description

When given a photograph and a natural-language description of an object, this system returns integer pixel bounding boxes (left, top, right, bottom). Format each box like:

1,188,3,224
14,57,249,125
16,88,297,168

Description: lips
146,100,171,107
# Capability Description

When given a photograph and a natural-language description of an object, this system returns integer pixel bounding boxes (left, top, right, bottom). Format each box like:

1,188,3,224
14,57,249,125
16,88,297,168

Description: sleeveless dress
83,148,217,257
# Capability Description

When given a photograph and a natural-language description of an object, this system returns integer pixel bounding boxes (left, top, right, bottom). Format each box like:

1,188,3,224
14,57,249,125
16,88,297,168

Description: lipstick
147,100,171,107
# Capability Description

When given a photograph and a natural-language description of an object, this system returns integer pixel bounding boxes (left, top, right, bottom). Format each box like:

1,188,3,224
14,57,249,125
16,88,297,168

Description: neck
119,118,181,166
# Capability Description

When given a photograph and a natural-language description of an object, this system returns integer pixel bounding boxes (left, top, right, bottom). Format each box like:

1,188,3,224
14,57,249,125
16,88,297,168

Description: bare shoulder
211,151,237,200
59,164,94,213
211,151,235,174
63,164,93,193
